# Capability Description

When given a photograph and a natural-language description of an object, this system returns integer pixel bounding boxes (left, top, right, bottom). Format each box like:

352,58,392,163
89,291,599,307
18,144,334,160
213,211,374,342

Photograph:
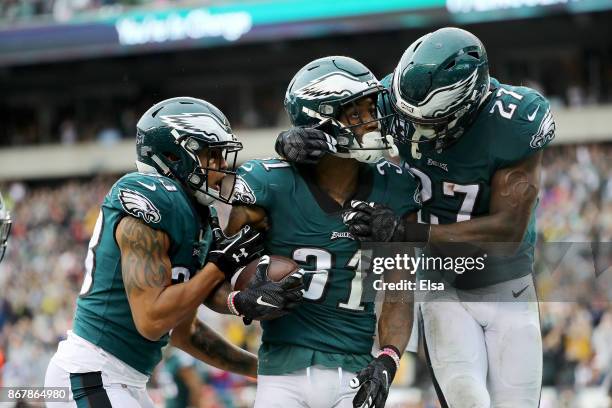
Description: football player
226,56,421,408
160,348,203,408
276,28,554,407
0,192,11,263
45,97,302,408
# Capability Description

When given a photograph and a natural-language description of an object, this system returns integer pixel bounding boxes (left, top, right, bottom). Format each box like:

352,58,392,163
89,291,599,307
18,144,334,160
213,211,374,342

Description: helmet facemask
309,89,399,163
143,132,243,206
391,66,488,150
404,104,469,149
179,136,243,206
285,56,402,164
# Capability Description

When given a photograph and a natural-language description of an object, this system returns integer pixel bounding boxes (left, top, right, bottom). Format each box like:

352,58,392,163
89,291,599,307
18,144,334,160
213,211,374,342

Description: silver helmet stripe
161,113,234,143
418,68,479,117
294,71,378,101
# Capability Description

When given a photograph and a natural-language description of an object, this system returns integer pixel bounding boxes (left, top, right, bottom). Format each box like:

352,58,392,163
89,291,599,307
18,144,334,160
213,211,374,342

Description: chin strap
151,154,173,176
344,132,399,164
410,132,422,160
385,135,399,159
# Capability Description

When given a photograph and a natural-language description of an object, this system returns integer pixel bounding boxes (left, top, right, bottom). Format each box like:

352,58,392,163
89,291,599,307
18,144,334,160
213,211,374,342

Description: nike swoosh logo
527,105,539,122
137,181,156,191
256,296,279,308
512,285,529,298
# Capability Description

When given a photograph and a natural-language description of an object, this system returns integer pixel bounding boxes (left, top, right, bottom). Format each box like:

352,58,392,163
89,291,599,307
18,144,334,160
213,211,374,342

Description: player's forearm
429,152,541,248
226,205,267,236
173,319,257,377
143,264,225,339
429,211,528,245
203,281,232,314
379,274,413,352
378,300,412,353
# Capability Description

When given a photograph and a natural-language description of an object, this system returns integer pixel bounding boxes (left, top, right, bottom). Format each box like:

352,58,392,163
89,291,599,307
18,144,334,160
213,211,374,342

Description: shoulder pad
111,173,187,231
488,85,555,168
517,93,555,150
234,159,294,207
373,160,421,215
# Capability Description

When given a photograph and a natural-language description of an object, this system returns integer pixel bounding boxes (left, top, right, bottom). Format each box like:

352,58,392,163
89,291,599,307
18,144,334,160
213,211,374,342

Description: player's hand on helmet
350,347,400,408
275,127,337,164
207,216,264,279
342,201,400,242
227,255,305,324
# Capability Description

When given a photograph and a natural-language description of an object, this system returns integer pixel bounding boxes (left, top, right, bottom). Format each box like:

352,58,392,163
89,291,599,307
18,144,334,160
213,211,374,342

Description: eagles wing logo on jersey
118,189,162,223
232,176,256,205
160,113,231,141
294,72,376,101
529,108,555,149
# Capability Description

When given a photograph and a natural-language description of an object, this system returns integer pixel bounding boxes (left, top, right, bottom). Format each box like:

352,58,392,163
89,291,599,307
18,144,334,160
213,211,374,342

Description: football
231,255,300,291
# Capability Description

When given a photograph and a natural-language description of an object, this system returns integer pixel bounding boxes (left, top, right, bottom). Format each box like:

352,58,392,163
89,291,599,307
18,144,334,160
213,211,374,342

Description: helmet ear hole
445,60,456,70
467,51,480,59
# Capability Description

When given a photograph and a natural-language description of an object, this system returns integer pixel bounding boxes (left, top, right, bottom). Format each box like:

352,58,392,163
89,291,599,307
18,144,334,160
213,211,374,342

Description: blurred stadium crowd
2,0,611,405
0,81,599,148
2,96,287,148
0,143,610,407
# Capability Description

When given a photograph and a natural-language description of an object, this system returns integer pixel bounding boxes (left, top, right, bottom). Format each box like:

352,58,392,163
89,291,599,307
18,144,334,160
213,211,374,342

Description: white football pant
44,331,153,408
419,275,542,408
255,365,357,408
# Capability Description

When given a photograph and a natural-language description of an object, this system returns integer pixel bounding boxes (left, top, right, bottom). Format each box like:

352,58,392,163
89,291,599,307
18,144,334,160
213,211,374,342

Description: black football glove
350,347,400,408
342,200,430,244
275,127,337,164
228,255,305,324
342,201,399,242
207,216,264,279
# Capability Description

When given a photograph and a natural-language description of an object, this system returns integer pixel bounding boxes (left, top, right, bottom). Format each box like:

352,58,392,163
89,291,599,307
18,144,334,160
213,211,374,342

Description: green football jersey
73,172,213,376
381,75,555,288
234,158,420,375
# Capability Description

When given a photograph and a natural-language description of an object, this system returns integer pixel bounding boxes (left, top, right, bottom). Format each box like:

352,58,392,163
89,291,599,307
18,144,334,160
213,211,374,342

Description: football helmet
390,27,490,150
0,192,11,263
284,56,397,163
136,97,242,206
